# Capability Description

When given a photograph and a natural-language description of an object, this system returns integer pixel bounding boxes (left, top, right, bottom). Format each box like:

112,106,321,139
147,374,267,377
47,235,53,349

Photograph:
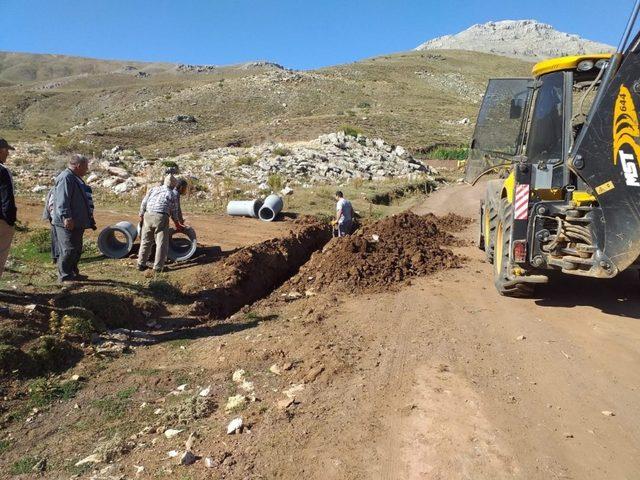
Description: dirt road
4,183,640,479
299,181,640,479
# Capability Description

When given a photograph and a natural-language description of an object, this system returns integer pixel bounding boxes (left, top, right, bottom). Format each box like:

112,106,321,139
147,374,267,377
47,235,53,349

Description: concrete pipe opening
168,227,197,262
98,221,138,259
258,194,284,222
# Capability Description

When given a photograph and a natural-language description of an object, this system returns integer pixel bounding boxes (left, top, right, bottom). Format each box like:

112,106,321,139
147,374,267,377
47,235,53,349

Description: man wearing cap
52,154,96,283
137,175,185,273
0,139,17,279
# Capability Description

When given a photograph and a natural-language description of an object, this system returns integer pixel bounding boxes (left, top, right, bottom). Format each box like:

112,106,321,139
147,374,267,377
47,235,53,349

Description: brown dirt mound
281,212,465,294
427,212,473,232
186,220,331,318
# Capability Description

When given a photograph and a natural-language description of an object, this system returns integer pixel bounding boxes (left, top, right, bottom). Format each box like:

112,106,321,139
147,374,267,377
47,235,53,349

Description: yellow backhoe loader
470,2,640,296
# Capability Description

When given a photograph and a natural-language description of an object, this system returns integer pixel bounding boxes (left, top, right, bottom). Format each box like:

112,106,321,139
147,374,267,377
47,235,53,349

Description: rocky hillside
415,20,614,60
0,50,531,156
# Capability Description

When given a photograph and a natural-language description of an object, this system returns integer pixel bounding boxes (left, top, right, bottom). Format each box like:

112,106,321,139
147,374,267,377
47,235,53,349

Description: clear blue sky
0,0,633,69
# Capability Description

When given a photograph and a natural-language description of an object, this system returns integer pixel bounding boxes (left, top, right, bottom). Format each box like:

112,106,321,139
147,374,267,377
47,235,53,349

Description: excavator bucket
570,38,640,276
465,78,532,183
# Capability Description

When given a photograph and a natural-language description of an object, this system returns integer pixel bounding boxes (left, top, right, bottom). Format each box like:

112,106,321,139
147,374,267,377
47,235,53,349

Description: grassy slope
0,50,532,156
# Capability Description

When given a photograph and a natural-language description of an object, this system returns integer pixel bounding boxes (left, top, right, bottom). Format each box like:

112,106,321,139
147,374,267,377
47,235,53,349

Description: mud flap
570,41,640,277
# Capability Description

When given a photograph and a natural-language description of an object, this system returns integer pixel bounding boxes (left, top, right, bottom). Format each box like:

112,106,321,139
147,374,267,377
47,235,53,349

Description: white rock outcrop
415,20,614,60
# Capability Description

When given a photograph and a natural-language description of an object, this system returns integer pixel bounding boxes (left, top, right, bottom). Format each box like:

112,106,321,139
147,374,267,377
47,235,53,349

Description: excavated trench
184,218,332,319
186,212,469,318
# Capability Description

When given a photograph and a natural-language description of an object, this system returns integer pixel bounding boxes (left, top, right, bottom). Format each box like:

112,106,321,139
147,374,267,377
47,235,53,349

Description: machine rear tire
493,197,534,298
483,181,501,263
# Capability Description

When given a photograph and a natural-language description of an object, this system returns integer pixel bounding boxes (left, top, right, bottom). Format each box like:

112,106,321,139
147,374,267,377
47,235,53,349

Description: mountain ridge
415,20,614,60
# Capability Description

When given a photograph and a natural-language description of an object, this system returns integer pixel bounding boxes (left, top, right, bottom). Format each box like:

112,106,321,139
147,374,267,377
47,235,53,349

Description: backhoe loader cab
472,44,640,296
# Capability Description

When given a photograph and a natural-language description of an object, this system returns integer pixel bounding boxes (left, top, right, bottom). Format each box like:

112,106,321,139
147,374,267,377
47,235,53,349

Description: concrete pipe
168,227,197,262
97,221,138,259
258,194,283,222
227,199,263,218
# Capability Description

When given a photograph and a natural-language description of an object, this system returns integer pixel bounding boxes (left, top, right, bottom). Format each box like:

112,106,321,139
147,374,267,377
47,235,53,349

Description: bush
50,308,105,340
0,327,36,347
267,174,283,192
0,343,32,376
54,291,143,329
357,101,371,108
28,377,82,408
236,156,256,166
148,280,182,302
51,136,93,156
28,228,52,254
430,146,468,161
27,335,81,373
10,456,39,475
272,147,291,157
161,160,179,171
341,125,362,137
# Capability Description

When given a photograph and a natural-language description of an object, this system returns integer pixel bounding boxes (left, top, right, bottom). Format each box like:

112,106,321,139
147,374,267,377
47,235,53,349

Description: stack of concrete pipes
97,221,197,261
226,194,283,222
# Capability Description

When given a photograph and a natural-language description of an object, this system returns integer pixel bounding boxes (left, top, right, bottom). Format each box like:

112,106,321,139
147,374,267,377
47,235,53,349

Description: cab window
526,72,565,164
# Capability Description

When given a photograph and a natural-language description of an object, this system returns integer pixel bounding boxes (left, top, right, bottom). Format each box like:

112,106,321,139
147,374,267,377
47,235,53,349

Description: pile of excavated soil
184,218,331,318
281,212,466,294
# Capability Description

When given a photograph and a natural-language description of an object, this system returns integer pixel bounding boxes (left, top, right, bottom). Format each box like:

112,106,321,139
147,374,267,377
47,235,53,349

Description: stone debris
269,364,282,375
277,398,295,410
227,417,243,434
303,365,325,384
204,457,215,468
180,450,197,465
225,394,247,411
283,384,305,399
9,132,435,199
134,465,145,477
602,410,615,417
75,453,102,467
31,458,47,473
198,385,212,397
239,380,254,392
232,369,246,383
517,335,526,340
167,450,179,458
164,428,183,439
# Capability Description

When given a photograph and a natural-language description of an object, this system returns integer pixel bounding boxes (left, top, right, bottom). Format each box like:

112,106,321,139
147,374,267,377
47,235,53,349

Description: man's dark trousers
55,226,83,281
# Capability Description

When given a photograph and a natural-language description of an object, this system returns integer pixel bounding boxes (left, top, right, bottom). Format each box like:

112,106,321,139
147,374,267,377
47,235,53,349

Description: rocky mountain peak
415,19,614,60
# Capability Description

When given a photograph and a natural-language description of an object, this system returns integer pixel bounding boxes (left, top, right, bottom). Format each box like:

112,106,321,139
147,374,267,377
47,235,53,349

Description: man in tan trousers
0,138,17,279
137,175,184,273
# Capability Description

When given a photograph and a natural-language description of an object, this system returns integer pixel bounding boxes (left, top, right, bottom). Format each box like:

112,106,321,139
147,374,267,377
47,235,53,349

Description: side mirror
510,98,524,119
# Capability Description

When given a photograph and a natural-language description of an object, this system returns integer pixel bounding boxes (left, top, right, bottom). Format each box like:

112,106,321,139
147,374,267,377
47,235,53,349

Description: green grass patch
271,147,291,157
28,377,83,408
430,146,468,160
0,439,12,454
167,338,191,349
10,455,39,475
236,156,256,166
161,160,179,171
267,174,283,192
340,125,363,137
12,228,52,264
92,386,137,420
148,279,182,302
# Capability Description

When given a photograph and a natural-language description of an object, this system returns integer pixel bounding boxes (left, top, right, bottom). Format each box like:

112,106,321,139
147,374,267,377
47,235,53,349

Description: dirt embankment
279,212,469,295
183,218,332,318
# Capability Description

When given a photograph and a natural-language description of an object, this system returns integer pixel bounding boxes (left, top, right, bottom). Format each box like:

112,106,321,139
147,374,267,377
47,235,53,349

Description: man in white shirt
334,191,354,237
137,175,184,273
